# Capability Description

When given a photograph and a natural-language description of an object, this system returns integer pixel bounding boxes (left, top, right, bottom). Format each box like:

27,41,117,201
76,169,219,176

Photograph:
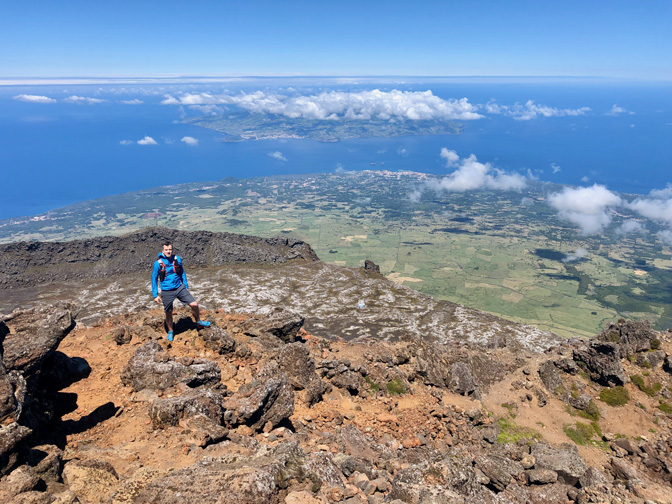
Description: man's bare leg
165,309,174,332
189,301,200,322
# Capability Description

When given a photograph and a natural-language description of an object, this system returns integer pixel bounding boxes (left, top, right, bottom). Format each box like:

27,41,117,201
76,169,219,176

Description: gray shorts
161,284,195,312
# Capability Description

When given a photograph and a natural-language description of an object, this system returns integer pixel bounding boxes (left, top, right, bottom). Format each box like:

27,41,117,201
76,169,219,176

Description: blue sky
1,1,671,79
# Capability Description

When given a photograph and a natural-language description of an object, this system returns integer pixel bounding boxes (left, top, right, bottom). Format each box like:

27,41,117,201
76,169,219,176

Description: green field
2,172,671,338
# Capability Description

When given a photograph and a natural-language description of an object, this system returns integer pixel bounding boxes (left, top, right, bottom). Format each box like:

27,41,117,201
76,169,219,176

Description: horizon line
1,74,668,86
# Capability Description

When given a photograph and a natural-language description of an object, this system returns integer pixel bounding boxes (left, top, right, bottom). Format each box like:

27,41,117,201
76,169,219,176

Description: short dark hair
162,241,172,247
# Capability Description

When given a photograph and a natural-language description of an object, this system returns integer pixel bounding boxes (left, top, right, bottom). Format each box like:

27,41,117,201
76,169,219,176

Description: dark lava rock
221,373,294,432
1,303,77,374
317,360,360,395
112,326,132,345
568,393,593,411
0,227,320,290
572,341,626,386
264,343,325,406
40,351,91,391
531,442,587,486
579,466,609,489
474,454,523,491
449,362,476,396
596,320,658,358
0,423,33,476
362,259,381,275
198,326,236,354
149,387,224,428
534,388,548,407
121,341,221,391
636,350,665,369
538,360,563,394
610,457,639,482
240,308,305,343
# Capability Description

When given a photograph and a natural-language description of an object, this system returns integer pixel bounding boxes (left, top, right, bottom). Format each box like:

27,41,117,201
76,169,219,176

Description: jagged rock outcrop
263,343,326,406
596,319,659,358
572,341,626,386
240,308,305,343
530,443,587,486
148,387,225,429
0,227,320,290
221,373,295,432
120,341,221,391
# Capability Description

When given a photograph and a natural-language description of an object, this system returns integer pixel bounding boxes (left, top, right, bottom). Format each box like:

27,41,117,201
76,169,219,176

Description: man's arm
178,256,189,289
152,261,160,298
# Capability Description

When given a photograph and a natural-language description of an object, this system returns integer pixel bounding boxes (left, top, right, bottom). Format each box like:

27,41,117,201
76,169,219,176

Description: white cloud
616,220,645,236
64,95,107,104
181,136,199,146
563,247,589,263
658,230,672,246
268,151,287,162
551,163,561,174
13,94,56,104
397,148,408,156
484,99,590,121
649,183,672,199
627,190,672,226
137,136,158,145
547,184,622,234
440,148,460,166
428,151,527,192
120,99,143,105
119,140,133,145
161,89,483,121
581,176,591,183
605,104,634,116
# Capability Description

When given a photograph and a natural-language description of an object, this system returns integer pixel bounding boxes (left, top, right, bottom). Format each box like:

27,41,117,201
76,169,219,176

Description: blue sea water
0,78,670,220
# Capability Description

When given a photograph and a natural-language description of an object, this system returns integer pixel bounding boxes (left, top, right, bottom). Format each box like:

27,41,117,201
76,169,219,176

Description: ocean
1,78,670,220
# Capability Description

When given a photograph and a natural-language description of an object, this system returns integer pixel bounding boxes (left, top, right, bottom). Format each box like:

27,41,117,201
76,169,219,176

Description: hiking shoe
167,331,174,342
197,321,211,328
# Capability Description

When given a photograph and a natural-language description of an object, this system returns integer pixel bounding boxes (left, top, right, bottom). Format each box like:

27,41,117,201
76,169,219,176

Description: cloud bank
162,89,483,121
484,100,590,121
547,184,622,234
181,136,198,146
13,94,57,104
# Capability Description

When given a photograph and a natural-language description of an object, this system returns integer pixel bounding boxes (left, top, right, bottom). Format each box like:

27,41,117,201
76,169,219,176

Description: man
152,241,210,341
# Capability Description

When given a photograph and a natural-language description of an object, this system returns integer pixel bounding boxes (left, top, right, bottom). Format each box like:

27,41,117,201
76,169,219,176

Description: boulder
538,360,563,394
264,343,325,405
596,320,658,358
449,362,476,396
198,326,236,354
610,457,639,483
39,352,91,391
62,458,119,504
474,454,523,491
240,308,304,343
1,303,77,374
572,341,626,386
635,350,665,369
0,423,32,475
132,442,307,504
148,387,224,428
531,443,587,486
120,341,221,391
221,373,294,432
579,466,609,489
363,259,380,275
317,360,360,395
526,469,558,485
0,465,40,500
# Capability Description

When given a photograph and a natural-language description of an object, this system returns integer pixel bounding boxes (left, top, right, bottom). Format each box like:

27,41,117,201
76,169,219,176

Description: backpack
157,256,182,281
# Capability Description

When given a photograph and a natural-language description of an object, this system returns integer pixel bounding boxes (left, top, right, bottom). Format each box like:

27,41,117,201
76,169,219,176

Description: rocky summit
1,228,672,503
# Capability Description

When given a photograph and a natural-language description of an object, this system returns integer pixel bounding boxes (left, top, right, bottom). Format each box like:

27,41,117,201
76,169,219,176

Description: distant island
185,110,463,142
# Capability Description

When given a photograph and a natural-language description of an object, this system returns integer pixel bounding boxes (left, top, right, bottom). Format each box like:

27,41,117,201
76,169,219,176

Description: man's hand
154,296,162,305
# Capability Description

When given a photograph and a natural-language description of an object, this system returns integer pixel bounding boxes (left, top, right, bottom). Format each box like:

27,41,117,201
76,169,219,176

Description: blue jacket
152,253,188,297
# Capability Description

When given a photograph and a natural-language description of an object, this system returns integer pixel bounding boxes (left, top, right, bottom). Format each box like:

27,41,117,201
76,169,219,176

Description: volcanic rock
572,341,626,386
120,341,221,391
